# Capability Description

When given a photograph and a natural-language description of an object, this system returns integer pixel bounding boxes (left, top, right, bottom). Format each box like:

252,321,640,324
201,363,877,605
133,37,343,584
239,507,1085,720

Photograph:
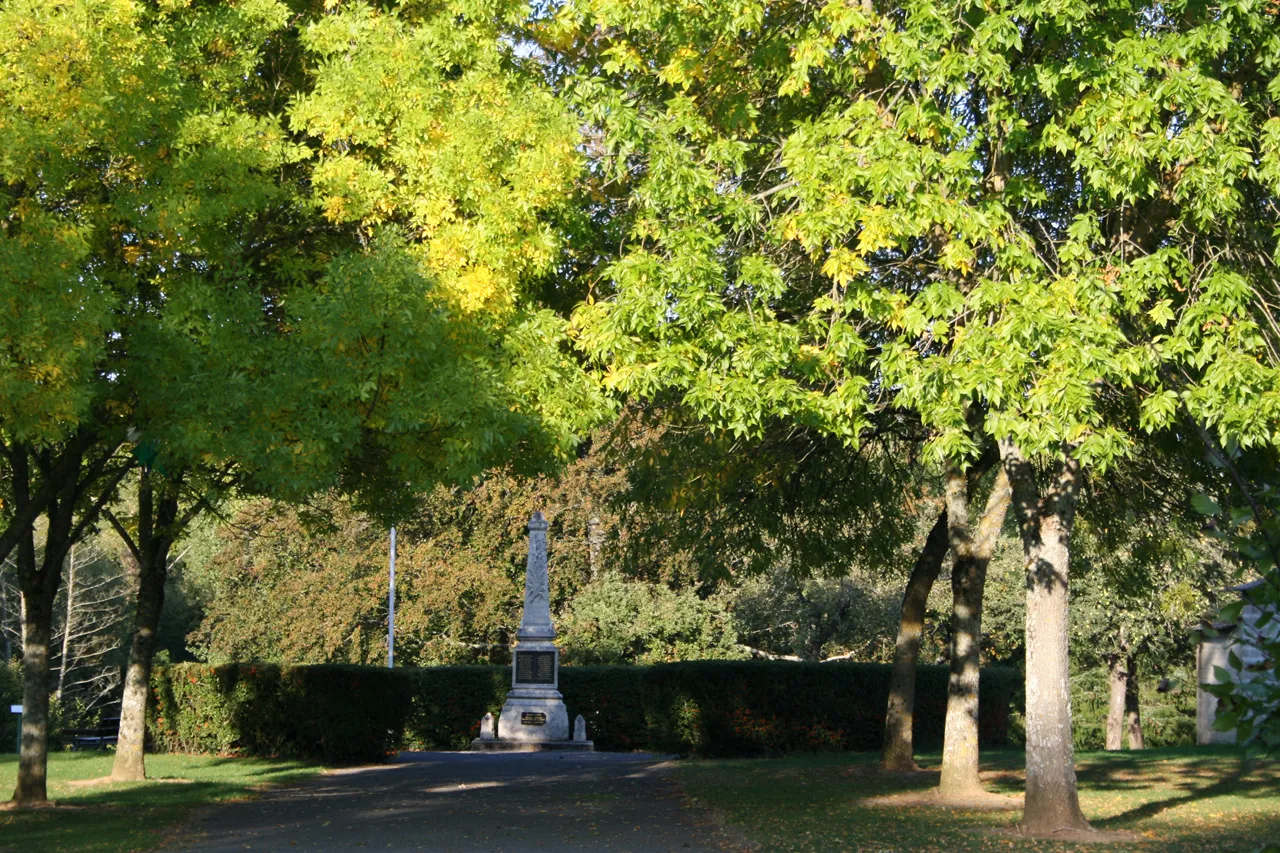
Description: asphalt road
160,752,746,853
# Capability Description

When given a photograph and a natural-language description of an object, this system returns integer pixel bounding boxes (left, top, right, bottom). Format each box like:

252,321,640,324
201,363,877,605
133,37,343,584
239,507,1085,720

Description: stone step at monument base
469,738,594,752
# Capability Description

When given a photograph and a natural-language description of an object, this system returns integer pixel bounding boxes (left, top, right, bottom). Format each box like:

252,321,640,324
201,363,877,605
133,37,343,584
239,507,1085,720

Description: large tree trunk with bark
1001,440,1092,835
110,554,167,781
14,563,54,805
1105,655,1127,751
11,539,56,807
11,447,88,806
938,466,1011,797
1124,655,1144,750
110,476,180,782
939,554,986,794
12,533,77,805
881,509,949,771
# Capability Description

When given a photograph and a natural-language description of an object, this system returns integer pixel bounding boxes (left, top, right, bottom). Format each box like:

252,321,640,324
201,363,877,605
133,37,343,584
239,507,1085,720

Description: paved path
162,752,746,853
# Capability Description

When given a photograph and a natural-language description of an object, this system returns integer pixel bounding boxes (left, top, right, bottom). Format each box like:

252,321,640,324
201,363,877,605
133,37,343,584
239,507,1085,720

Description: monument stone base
496,691,570,741
468,699,594,753
469,738,594,752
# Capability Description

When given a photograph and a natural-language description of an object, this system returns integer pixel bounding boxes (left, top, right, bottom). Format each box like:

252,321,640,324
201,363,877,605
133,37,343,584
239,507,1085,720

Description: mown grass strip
676,746,1280,852
0,752,320,853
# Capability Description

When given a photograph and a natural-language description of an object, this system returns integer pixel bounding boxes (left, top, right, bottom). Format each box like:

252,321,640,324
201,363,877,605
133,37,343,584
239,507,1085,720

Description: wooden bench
62,717,119,751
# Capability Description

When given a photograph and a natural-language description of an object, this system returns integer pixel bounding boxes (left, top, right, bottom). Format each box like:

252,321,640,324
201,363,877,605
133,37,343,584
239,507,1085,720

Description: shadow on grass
681,746,1280,852
77,775,313,808
0,762,321,853
1080,753,1279,828
0,782,246,853
182,761,317,780
0,751,109,765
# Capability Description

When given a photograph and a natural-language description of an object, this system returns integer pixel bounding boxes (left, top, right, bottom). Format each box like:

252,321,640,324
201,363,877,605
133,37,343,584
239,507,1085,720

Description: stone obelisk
496,511,570,742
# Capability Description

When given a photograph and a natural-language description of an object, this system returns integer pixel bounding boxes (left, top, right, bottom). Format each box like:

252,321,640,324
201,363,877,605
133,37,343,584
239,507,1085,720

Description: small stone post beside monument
472,512,593,751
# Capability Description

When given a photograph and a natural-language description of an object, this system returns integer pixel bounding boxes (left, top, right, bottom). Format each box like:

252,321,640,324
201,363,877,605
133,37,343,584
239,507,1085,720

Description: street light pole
388,526,396,669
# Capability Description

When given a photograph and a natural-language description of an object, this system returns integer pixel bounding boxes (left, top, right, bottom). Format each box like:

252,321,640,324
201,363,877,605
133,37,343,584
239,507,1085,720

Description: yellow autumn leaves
293,1,579,315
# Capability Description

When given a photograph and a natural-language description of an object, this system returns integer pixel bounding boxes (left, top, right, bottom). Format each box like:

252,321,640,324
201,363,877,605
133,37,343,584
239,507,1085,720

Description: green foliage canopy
555,0,1280,826
564,0,1280,466
0,0,606,521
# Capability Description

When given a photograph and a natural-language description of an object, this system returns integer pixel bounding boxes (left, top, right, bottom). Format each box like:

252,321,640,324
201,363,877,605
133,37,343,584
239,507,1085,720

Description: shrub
1070,665,1197,751
149,660,1018,762
559,666,649,752
557,577,743,665
0,660,20,754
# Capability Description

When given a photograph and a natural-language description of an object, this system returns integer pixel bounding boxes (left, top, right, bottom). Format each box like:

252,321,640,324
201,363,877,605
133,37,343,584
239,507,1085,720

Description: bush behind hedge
149,661,1017,763
1070,665,1197,751
0,661,20,754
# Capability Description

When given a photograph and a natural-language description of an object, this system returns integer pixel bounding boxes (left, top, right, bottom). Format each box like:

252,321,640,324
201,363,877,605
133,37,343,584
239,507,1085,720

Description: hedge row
149,661,1018,764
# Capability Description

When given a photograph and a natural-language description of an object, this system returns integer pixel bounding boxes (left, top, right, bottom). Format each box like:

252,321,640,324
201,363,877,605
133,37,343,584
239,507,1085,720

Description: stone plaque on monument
515,651,556,685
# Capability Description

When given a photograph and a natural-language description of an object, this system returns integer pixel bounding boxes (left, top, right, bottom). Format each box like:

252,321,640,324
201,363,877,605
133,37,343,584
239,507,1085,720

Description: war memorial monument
472,511,593,751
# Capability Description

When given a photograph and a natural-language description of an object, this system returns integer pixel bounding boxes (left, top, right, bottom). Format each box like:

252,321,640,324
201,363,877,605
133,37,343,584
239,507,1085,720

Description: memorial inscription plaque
514,650,555,685
521,712,547,726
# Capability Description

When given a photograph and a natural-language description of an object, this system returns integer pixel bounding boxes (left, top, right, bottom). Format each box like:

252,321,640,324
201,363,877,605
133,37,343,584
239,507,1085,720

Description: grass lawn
677,746,1280,853
0,752,320,853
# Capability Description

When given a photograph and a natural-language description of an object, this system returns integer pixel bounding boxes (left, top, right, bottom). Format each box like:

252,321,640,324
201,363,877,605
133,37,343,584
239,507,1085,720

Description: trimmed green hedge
150,664,412,764
635,661,1014,756
149,661,1018,763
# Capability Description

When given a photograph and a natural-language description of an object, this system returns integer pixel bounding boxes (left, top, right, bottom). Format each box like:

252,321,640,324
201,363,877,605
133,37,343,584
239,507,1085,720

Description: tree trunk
57,545,75,700
1124,655,1144,750
4,434,128,806
881,508,949,771
1104,656,1126,751
13,528,78,805
939,553,986,795
11,448,85,807
1,565,10,662
110,555,167,781
1001,440,1092,835
14,576,53,804
110,476,179,782
939,466,1011,797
